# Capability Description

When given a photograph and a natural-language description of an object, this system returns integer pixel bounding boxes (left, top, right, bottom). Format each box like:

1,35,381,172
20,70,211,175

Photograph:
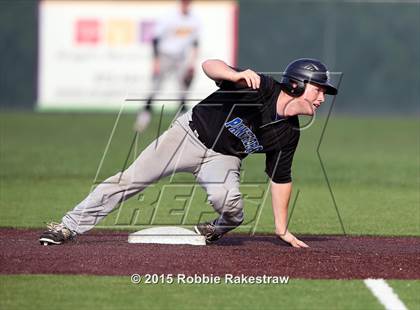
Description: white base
128,226,206,246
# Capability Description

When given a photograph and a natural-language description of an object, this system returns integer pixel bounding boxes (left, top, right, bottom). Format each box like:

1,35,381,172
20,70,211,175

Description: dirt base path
1,228,419,279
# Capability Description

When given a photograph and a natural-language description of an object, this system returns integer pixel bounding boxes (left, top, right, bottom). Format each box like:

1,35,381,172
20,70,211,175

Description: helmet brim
313,82,338,95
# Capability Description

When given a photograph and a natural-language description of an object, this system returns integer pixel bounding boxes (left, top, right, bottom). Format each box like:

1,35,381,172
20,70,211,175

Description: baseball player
40,58,338,248
134,0,201,132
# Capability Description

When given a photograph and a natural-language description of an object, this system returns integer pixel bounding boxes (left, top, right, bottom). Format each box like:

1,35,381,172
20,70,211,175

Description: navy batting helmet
280,58,338,97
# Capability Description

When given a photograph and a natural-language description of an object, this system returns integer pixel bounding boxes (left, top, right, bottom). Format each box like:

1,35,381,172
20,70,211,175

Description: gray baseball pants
62,111,244,235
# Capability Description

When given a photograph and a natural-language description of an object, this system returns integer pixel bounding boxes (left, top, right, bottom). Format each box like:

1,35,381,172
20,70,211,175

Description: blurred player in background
135,0,201,132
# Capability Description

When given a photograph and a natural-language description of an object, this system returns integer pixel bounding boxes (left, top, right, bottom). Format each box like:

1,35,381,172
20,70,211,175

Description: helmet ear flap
280,76,306,97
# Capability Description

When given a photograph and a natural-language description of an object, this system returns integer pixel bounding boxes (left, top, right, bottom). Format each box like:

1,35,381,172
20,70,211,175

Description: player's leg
144,69,163,112
194,153,243,242
40,116,206,244
177,59,194,113
134,56,169,132
62,122,201,233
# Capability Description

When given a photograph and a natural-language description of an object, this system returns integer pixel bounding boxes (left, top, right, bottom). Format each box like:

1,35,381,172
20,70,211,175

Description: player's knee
221,188,243,220
225,206,243,218
225,188,241,206
207,189,225,213
208,186,243,216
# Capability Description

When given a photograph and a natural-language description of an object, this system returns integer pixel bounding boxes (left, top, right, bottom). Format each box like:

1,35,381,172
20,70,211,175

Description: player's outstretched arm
271,181,309,248
201,59,261,89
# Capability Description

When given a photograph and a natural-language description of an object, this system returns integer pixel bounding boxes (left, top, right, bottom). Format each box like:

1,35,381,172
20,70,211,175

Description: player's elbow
201,59,213,74
201,59,214,80
202,59,226,82
202,59,222,71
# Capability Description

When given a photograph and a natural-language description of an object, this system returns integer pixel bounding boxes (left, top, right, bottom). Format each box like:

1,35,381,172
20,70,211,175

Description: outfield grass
1,112,419,310
0,275,398,310
0,112,419,235
388,280,420,310
1,275,418,310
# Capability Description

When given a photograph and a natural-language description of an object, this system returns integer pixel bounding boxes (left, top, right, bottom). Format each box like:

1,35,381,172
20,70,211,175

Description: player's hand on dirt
277,230,309,248
232,69,260,89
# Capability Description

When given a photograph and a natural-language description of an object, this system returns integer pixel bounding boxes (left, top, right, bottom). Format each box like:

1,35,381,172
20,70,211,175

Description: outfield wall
37,0,237,111
0,0,419,115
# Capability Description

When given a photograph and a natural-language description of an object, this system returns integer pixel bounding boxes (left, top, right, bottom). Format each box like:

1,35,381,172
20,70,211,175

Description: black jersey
191,74,300,183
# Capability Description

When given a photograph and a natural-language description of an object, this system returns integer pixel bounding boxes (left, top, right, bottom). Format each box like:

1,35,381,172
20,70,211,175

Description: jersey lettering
225,117,263,154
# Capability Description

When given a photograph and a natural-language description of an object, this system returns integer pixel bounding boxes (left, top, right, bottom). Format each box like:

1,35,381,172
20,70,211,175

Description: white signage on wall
37,0,238,111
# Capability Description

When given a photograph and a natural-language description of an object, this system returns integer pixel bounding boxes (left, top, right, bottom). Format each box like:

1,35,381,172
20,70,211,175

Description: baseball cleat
39,222,75,245
194,222,223,244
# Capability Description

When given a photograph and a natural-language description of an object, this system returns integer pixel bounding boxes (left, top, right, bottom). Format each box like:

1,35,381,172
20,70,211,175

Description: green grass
0,275,385,310
388,280,420,310
0,112,419,235
1,112,419,309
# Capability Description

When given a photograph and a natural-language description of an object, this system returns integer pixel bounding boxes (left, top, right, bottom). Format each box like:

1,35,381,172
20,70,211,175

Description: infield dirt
1,228,419,279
